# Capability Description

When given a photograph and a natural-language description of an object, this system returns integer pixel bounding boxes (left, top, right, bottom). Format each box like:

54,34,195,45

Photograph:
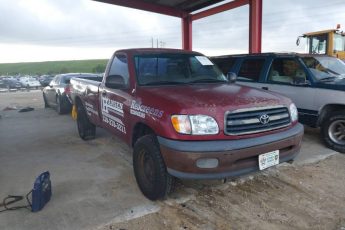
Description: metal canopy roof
93,0,262,53
94,0,249,19
132,0,225,13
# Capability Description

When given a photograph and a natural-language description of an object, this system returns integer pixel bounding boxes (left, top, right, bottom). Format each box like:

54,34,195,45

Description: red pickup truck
70,48,304,200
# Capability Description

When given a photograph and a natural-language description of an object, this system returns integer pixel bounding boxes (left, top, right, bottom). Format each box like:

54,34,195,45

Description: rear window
62,76,74,84
238,58,265,82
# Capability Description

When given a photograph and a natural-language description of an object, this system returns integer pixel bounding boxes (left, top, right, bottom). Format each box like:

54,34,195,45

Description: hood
314,78,345,91
137,83,291,115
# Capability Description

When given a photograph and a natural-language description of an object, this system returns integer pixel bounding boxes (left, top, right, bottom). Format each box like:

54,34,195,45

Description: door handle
262,86,268,90
101,90,106,96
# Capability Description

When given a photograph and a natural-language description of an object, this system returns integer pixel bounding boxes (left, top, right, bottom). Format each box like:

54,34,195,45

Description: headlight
171,115,219,135
289,103,298,122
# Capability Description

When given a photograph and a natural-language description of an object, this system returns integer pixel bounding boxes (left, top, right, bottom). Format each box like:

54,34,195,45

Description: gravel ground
105,154,345,230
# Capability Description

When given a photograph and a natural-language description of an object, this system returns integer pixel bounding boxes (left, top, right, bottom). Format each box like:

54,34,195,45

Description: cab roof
116,48,203,56
211,52,331,59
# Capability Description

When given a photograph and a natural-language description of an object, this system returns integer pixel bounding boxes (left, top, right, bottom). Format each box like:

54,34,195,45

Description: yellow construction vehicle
297,25,345,60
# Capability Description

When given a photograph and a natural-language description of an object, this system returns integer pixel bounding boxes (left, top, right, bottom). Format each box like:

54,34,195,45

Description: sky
0,0,344,63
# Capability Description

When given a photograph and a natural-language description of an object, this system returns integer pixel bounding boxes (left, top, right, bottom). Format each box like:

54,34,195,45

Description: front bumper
158,123,304,179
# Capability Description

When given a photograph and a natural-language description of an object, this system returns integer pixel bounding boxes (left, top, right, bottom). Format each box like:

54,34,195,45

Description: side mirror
300,80,311,86
294,78,311,86
227,72,237,83
105,75,127,89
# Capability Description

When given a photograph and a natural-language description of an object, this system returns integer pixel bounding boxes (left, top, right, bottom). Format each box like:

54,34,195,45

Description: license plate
258,150,279,170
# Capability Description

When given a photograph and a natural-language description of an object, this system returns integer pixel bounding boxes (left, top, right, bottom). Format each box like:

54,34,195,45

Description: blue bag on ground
0,171,52,213
31,171,52,212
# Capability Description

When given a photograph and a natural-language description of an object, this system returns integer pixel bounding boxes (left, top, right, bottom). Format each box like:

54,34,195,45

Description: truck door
236,57,317,125
99,53,131,138
261,57,317,125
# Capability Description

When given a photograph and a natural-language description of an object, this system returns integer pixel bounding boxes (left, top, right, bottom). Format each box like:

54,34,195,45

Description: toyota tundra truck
70,48,304,200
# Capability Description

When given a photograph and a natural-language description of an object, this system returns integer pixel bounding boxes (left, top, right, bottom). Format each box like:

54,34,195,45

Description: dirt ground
1,91,345,230
106,154,345,230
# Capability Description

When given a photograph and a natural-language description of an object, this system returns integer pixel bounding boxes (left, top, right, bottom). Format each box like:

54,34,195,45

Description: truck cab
297,27,345,60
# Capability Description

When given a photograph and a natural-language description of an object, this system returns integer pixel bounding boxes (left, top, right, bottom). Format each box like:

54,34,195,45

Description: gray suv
211,53,345,153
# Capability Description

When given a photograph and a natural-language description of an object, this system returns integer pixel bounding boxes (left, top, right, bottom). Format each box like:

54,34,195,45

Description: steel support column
182,15,192,50
249,0,262,53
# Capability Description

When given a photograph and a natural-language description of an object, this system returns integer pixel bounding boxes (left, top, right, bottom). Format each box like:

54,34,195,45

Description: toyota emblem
259,114,270,124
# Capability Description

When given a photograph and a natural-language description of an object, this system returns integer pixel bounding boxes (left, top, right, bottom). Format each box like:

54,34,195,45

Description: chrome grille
225,106,291,135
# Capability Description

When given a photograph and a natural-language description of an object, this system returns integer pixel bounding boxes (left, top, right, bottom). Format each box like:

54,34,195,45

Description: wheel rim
138,149,155,187
328,119,345,145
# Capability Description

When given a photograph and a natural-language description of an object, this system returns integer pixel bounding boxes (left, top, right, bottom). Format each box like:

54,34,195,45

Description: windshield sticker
195,56,214,66
130,100,164,119
102,96,124,117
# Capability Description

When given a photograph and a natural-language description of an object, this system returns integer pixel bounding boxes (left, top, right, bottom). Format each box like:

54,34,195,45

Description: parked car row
1,78,22,90
19,77,41,88
210,53,345,153
0,77,41,90
0,73,97,93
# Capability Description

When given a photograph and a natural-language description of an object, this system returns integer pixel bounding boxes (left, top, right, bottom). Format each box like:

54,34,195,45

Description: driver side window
269,58,306,84
108,54,129,85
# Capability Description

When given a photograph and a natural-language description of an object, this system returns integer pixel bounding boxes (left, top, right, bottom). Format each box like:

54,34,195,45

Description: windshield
307,34,327,55
334,33,345,52
134,54,227,86
302,56,345,80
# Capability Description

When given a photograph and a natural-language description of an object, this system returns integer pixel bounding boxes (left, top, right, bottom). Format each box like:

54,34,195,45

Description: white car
20,78,41,88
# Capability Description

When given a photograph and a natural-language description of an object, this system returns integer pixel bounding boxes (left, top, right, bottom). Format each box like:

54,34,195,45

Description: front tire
133,134,174,200
77,104,96,140
321,111,345,153
56,96,63,114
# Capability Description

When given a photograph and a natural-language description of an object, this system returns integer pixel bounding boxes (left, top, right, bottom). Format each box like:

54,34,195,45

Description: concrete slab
0,108,158,230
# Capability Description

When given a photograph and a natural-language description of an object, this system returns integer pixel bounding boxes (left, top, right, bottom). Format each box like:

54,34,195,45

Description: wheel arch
74,96,83,108
318,104,345,126
131,122,155,147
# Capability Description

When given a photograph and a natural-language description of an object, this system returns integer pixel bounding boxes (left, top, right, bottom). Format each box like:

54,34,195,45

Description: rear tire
321,111,345,153
56,96,67,115
43,93,49,108
77,104,96,140
133,134,174,200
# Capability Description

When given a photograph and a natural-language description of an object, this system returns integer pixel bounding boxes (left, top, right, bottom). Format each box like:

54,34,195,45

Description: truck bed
69,77,102,106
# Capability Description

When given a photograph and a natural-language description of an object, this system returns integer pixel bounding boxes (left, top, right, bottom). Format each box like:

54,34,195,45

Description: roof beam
180,0,225,13
94,0,187,18
191,0,249,21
